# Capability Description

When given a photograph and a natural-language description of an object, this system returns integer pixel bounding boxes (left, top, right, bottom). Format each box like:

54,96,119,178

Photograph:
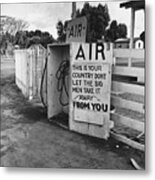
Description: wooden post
71,2,76,19
130,8,135,49
129,8,135,67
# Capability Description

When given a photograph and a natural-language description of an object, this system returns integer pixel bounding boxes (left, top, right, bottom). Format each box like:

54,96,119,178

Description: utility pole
71,2,76,19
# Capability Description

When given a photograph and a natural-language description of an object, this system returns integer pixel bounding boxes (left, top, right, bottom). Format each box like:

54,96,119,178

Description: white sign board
66,17,87,43
70,43,112,139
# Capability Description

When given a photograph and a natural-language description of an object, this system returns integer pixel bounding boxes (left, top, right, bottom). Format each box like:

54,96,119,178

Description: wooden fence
14,45,47,102
110,48,145,151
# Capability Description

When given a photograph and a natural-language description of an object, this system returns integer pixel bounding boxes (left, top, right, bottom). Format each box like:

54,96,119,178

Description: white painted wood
28,49,33,99
112,81,145,96
111,113,144,132
74,109,104,125
47,44,70,119
113,66,144,82
88,123,110,139
130,8,135,49
69,47,89,135
111,95,144,114
15,47,47,100
14,50,29,97
69,43,113,139
113,49,144,59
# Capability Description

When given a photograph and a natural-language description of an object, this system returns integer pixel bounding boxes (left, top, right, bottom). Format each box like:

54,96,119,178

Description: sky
1,0,145,39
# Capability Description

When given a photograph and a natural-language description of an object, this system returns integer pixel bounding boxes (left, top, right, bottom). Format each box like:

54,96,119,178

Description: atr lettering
75,43,105,60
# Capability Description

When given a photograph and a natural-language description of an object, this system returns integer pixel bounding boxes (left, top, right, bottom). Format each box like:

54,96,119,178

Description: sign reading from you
70,43,113,139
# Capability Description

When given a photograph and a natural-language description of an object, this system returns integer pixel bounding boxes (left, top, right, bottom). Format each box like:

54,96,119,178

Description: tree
34,30,42,37
104,20,127,42
117,23,127,38
75,3,110,42
14,30,55,48
0,30,15,55
40,32,55,48
2,16,29,36
1,16,55,50
14,31,29,48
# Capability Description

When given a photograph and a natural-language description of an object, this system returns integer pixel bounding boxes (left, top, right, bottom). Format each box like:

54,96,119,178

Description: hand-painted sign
70,43,112,139
66,17,87,43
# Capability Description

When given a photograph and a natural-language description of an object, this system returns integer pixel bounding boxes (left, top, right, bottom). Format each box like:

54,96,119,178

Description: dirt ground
0,58,145,169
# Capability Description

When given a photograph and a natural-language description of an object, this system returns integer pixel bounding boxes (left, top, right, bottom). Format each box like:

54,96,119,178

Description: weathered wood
113,49,144,59
74,109,104,125
110,131,145,151
112,81,145,96
69,43,113,139
115,58,144,69
115,57,128,66
15,50,29,97
15,46,47,100
111,95,144,113
47,45,70,118
69,108,89,135
111,113,144,132
88,123,110,139
113,66,144,83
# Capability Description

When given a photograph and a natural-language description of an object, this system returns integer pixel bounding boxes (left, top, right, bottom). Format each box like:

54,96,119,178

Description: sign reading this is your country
71,43,112,126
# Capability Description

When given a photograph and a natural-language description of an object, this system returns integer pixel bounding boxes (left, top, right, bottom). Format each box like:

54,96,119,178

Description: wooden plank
113,66,144,82
111,113,144,132
111,96,144,114
114,49,144,59
110,131,145,151
112,81,145,96
15,50,29,97
47,47,63,118
115,57,128,65
74,109,104,125
115,58,144,68
88,123,109,139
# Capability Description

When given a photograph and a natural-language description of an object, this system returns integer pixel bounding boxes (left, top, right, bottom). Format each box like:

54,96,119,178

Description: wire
55,60,70,106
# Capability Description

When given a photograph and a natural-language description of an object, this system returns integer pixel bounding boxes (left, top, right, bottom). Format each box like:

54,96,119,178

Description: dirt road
0,59,145,169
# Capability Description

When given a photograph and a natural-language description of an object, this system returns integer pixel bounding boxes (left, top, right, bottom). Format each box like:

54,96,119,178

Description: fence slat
113,49,144,59
112,81,144,96
111,113,144,132
110,131,145,151
113,66,144,82
111,96,144,114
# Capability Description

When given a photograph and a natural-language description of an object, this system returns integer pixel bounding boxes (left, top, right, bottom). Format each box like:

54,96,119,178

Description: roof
120,0,145,10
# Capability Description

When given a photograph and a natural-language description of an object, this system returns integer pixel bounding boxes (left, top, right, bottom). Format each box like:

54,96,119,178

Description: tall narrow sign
69,43,113,139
